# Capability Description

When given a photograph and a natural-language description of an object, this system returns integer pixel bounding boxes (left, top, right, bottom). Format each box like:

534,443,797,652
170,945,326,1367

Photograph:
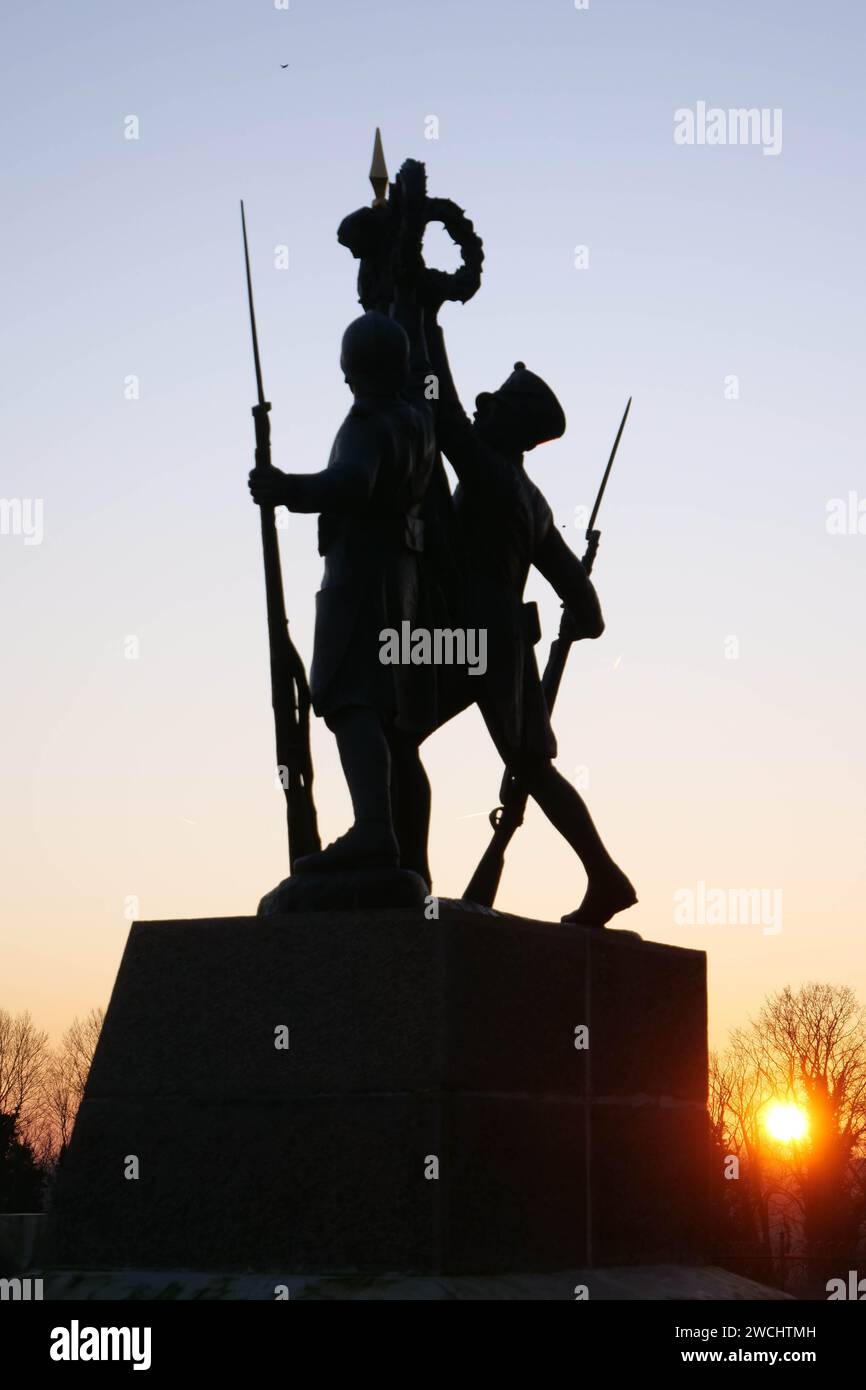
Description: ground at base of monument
37,1265,792,1301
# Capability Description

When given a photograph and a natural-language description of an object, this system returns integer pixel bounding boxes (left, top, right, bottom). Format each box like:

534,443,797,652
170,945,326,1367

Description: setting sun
764,1102,809,1144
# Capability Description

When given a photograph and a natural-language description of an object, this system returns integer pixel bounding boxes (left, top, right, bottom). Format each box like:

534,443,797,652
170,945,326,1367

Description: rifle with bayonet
240,200,321,868
463,396,632,907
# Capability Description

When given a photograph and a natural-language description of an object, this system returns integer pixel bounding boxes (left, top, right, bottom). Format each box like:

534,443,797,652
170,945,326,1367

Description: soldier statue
423,308,637,926
246,139,635,925
248,307,437,888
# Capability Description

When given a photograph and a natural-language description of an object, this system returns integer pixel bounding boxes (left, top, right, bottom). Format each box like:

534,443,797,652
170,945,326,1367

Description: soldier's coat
435,389,603,764
282,393,436,734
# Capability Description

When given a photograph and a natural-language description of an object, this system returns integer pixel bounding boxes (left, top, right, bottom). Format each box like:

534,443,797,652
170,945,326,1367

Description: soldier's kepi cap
477,362,567,451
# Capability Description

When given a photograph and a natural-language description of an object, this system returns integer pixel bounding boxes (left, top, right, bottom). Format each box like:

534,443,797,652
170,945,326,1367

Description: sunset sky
2,0,864,1048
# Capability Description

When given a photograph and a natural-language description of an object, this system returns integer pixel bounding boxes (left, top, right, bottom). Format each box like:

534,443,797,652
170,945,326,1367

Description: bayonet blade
240,200,267,407
587,395,631,534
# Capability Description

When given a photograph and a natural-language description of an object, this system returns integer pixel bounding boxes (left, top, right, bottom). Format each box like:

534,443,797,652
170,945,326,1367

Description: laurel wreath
395,159,484,307
417,196,484,305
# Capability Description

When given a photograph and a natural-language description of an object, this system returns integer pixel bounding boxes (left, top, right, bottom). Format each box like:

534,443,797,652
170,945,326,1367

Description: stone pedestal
49,909,709,1274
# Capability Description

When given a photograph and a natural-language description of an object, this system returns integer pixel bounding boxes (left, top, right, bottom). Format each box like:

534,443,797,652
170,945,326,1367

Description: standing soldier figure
248,309,437,885
425,311,637,926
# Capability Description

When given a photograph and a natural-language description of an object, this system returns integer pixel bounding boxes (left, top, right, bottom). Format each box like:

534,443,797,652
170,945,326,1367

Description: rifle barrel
239,199,321,867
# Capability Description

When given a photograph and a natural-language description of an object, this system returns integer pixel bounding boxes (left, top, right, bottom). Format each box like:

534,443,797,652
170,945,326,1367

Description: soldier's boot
522,760,637,927
561,864,638,927
295,706,400,875
294,821,400,875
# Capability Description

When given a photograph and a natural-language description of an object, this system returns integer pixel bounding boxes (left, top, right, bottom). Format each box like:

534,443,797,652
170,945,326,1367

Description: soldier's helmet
477,362,566,451
340,311,410,395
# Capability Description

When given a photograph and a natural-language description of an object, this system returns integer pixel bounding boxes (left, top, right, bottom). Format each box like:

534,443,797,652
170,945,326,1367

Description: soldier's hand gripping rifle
240,201,320,868
463,397,632,908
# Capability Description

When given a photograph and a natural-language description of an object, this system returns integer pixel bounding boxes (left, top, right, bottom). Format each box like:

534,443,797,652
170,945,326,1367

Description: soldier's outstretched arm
248,432,380,513
425,315,488,488
534,526,605,639
425,314,467,422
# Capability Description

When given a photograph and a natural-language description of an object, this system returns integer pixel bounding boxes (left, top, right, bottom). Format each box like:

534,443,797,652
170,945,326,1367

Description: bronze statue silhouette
246,134,635,924
423,311,637,925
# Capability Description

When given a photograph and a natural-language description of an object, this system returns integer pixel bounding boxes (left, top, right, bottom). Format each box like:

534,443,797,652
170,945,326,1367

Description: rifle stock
463,797,524,906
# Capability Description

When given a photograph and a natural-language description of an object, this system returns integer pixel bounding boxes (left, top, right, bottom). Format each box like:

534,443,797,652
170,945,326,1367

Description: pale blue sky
2,0,864,1043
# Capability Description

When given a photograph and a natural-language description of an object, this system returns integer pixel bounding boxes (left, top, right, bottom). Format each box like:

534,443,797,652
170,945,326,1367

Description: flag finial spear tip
369,127,388,204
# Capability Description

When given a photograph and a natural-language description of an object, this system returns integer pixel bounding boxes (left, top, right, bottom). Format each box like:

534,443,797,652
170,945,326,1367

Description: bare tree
754,984,866,1270
43,1007,104,1158
715,983,866,1288
0,1010,51,1208
61,1008,104,1105
0,1009,49,1123
712,1033,778,1261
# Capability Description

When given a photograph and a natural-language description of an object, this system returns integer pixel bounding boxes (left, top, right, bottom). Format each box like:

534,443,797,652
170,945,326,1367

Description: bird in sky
280,63,289,69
